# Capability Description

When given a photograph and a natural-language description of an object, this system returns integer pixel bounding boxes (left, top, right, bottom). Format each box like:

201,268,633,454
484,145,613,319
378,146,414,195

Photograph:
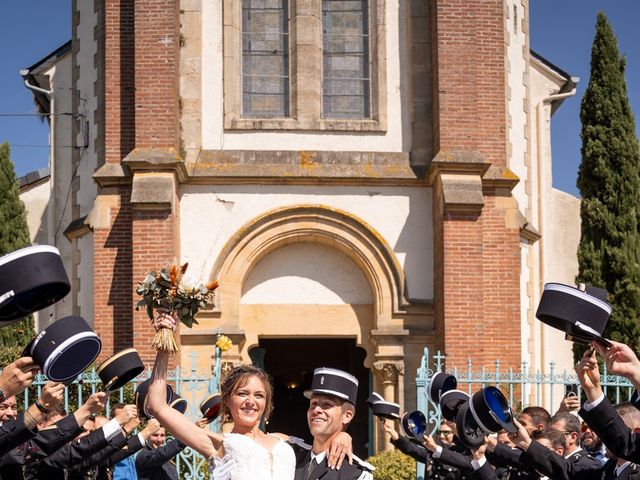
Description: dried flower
136,263,219,353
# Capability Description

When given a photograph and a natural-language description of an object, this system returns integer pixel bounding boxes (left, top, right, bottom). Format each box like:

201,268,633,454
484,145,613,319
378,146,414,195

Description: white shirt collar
311,451,327,465
616,461,631,477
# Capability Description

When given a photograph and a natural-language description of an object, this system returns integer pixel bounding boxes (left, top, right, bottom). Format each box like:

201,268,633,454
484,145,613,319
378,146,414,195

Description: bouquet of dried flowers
136,263,218,353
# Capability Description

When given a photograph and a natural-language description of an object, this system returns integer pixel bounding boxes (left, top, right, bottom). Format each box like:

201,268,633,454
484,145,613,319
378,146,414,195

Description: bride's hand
153,310,177,332
327,431,353,470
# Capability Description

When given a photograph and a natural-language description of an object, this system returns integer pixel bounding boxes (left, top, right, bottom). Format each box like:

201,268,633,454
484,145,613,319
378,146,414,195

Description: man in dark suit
577,341,640,464
2,390,107,480
0,367,63,457
32,403,138,480
135,426,186,480
510,402,640,480
290,367,373,480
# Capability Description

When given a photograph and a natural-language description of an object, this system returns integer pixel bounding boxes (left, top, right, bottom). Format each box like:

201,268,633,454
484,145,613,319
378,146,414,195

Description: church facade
22,0,582,452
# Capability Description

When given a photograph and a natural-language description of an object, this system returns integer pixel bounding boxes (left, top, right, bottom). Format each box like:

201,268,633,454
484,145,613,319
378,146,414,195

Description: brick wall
93,187,133,359
96,0,181,364
134,0,180,147
431,0,521,370
432,0,507,165
131,209,177,365
104,0,134,165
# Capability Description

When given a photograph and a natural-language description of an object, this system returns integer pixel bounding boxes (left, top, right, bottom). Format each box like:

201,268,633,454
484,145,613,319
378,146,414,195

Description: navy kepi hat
24,315,101,383
536,283,612,346
135,378,173,418
200,393,222,423
371,400,400,420
0,245,71,323
366,392,384,408
429,372,457,403
401,410,427,442
304,367,358,405
170,391,188,414
439,389,469,422
97,348,145,391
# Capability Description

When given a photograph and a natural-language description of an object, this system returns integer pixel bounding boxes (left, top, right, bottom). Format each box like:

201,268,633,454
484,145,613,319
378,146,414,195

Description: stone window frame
223,0,387,132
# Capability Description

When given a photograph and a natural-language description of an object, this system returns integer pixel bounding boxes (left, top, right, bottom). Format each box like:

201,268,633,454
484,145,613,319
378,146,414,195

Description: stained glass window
242,0,290,117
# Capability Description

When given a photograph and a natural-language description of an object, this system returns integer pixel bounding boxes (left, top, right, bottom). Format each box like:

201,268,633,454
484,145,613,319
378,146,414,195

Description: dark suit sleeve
520,440,603,480
109,433,145,464
135,438,186,471
66,432,129,474
580,396,640,463
471,461,499,480
488,442,525,467
390,435,430,463
29,413,83,457
40,425,111,469
437,445,474,471
0,414,38,456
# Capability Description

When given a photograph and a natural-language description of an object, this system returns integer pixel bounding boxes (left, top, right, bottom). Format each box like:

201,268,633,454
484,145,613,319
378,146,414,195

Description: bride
147,312,295,479
147,312,351,479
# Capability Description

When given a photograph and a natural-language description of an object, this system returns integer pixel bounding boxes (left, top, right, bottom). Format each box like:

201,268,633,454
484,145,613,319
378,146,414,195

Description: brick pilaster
95,0,181,364
431,0,521,370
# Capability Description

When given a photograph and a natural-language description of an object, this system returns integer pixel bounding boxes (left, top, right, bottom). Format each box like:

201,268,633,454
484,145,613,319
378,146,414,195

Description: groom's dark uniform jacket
289,439,373,480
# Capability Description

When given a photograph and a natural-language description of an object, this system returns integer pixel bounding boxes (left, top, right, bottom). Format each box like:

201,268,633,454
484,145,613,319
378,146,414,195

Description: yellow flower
216,335,233,352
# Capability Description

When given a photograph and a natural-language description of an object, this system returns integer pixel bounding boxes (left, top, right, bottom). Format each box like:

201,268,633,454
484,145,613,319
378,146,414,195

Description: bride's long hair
220,365,274,425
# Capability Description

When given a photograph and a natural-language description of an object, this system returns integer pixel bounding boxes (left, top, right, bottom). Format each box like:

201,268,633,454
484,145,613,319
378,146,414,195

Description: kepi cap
170,391,188,414
304,367,358,405
366,391,400,420
0,245,71,324
439,389,469,422
24,315,101,383
456,386,516,449
199,393,223,423
97,348,145,392
135,378,173,418
536,283,612,346
401,410,427,442
428,372,457,403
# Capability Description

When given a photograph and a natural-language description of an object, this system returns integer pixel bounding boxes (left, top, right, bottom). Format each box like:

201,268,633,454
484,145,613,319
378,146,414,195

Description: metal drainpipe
536,88,577,371
20,72,54,246
21,72,54,326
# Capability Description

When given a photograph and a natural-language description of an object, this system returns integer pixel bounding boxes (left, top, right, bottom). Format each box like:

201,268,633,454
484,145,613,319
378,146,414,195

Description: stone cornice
122,147,188,182
93,163,131,188
187,150,423,185
426,149,491,185
481,165,520,191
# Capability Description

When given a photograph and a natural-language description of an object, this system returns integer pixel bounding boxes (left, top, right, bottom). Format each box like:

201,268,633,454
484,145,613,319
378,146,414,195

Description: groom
291,367,373,480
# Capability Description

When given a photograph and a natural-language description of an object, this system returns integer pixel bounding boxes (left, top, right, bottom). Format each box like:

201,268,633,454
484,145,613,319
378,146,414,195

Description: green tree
576,13,640,359
0,143,35,365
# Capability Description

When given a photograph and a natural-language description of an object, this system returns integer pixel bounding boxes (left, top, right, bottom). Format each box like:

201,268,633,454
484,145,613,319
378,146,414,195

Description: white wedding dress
210,433,296,480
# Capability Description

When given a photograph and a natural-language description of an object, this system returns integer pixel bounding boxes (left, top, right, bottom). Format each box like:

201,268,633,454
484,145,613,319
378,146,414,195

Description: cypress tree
576,13,640,358
0,143,35,364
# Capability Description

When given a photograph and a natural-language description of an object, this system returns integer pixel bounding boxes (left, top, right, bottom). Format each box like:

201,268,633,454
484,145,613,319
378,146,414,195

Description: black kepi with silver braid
304,367,359,405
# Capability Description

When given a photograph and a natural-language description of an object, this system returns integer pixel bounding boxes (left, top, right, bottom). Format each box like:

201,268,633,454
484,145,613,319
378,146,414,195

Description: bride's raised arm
146,311,223,458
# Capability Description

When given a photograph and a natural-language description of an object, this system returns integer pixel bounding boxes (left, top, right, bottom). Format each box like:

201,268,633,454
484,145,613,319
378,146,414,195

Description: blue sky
0,2,638,197
0,2,71,177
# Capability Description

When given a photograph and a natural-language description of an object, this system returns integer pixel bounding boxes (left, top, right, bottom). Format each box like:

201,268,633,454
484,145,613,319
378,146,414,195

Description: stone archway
204,205,410,450
213,204,408,333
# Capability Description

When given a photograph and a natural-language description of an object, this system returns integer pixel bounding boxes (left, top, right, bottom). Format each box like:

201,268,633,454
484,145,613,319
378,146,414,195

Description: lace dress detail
209,433,296,480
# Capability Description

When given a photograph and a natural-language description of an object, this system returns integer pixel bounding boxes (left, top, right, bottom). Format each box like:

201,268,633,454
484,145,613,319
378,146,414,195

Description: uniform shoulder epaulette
352,454,375,472
570,450,583,460
287,436,312,450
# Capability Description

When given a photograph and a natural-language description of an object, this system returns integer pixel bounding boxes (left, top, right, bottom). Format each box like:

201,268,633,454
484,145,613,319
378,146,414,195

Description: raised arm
146,312,222,458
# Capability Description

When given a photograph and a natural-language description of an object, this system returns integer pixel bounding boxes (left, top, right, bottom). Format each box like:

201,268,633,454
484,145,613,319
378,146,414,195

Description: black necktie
306,457,318,480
